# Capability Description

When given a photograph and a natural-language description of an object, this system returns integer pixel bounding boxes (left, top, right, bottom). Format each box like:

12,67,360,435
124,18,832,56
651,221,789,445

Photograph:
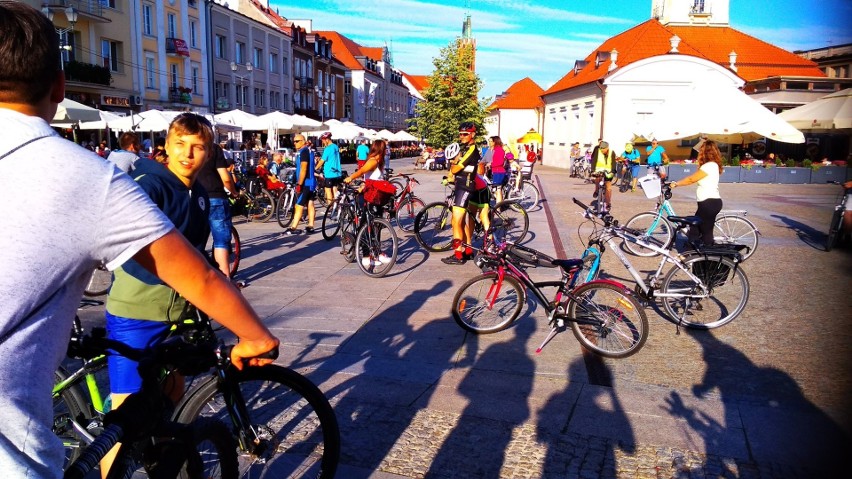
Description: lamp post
41,6,78,71
315,85,330,122
230,61,253,111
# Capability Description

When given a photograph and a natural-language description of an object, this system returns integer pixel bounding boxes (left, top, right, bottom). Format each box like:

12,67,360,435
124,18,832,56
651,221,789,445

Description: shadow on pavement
769,213,827,251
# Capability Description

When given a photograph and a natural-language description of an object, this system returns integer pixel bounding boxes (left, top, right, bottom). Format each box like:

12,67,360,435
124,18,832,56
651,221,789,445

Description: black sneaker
305,226,315,234
284,228,302,236
463,252,475,261
441,254,466,265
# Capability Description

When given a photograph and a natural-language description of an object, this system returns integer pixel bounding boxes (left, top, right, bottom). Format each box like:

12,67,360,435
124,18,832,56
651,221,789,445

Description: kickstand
535,327,560,354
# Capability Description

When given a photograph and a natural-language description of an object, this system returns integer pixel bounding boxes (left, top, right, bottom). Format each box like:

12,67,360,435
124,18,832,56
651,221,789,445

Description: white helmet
444,142,461,160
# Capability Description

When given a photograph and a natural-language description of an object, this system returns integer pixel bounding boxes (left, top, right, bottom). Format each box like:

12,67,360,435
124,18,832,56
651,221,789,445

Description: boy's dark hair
119,132,140,150
0,1,61,104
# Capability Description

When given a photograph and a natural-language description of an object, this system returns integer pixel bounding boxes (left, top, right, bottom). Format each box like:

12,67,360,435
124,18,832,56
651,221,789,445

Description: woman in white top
671,140,723,246
345,139,386,183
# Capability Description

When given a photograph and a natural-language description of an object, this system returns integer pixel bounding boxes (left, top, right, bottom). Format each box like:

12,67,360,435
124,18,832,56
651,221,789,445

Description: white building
485,77,544,155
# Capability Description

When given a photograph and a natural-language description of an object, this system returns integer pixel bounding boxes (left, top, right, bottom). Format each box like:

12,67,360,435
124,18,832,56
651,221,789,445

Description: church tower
458,2,476,72
651,0,730,26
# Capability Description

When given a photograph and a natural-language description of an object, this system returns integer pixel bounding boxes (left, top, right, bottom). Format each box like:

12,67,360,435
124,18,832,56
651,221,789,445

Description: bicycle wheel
355,218,398,278
452,272,526,334
714,215,759,260
414,202,454,252
276,189,295,228
321,200,342,241
175,366,340,479
660,255,749,329
623,212,674,256
568,282,648,358
83,265,113,297
339,206,357,263
393,196,425,233
491,200,529,244
248,189,275,223
517,181,540,211
389,178,406,198
54,367,93,468
229,226,241,277
825,207,844,252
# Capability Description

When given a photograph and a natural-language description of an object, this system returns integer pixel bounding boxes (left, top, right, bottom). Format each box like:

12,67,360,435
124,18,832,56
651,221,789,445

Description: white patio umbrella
77,110,125,130
392,130,418,142
213,109,257,128
778,88,852,131
51,98,102,125
376,129,395,140
637,82,805,144
290,114,323,130
242,111,295,131
108,110,178,132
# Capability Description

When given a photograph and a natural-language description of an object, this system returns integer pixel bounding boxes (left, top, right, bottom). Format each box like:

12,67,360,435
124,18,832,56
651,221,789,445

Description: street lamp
42,6,78,71
230,61,253,110
315,85,331,122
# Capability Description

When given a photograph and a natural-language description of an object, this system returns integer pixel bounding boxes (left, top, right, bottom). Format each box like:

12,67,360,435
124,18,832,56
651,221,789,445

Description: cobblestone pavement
77,161,851,478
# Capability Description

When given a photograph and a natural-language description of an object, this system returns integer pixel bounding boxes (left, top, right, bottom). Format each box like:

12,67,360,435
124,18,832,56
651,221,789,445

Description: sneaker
441,254,466,265
378,254,393,264
463,252,475,261
284,228,302,236
305,226,315,234
361,257,380,268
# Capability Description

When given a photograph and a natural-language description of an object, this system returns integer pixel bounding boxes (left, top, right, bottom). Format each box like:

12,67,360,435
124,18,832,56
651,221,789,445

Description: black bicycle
826,180,851,252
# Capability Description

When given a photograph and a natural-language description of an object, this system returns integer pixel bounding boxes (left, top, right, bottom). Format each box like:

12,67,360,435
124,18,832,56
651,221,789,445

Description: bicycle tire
452,272,526,334
414,202,454,252
276,189,295,228
825,207,844,252
174,366,340,479
623,211,675,256
355,218,398,278
714,215,759,260
54,367,94,469
229,226,241,277
660,255,749,329
321,200,342,241
83,265,113,297
389,178,406,199
339,205,357,262
393,196,425,233
491,200,529,244
105,417,239,479
568,282,648,358
248,189,275,223
517,181,540,211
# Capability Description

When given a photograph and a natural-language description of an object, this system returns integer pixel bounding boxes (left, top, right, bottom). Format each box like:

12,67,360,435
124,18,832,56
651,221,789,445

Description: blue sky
269,0,852,99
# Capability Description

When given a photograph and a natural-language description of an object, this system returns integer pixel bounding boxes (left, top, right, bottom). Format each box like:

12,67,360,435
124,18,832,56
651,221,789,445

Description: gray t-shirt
106,149,139,173
0,108,174,478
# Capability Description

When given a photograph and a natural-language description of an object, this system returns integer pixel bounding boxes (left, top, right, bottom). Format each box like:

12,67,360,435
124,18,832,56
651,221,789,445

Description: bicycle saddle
668,216,702,228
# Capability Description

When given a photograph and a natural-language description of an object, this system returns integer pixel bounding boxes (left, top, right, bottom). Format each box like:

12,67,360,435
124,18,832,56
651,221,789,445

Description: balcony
299,76,314,89
166,37,190,57
294,107,319,120
169,87,193,104
64,60,112,86
42,0,109,22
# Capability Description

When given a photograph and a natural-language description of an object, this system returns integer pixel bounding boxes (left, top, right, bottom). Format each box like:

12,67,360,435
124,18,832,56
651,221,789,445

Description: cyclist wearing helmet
315,131,343,202
442,122,486,265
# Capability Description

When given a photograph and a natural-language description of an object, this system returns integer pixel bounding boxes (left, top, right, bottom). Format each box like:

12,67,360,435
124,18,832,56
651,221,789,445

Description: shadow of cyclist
769,213,829,251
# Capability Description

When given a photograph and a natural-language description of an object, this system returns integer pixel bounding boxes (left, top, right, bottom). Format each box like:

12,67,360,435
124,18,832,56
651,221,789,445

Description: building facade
485,77,544,153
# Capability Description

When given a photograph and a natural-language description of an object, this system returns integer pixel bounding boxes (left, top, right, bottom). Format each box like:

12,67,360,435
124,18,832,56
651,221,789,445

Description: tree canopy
410,40,490,148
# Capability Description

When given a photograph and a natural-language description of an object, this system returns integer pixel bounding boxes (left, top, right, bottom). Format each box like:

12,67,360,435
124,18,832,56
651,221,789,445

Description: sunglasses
459,132,471,137
294,139,305,144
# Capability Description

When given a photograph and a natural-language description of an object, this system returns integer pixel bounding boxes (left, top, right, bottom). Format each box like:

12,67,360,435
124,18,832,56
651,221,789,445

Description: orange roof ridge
490,77,545,109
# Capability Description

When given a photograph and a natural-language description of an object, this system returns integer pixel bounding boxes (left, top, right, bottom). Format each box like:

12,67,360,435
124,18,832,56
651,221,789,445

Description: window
234,84,241,105
215,35,226,59
235,42,245,64
269,53,278,73
170,63,178,89
282,56,288,74
253,47,263,69
254,88,260,107
99,0,116,8
167,13,176,38
344,80,351,95
190,21,198,48
191,65,199,93
145,55,155,88
282,93,288,110
101,39,119,72
142,4,153,35
215,81,223,98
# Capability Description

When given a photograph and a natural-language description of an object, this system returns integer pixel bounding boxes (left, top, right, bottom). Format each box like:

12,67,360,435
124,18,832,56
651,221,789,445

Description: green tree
410,40,490,148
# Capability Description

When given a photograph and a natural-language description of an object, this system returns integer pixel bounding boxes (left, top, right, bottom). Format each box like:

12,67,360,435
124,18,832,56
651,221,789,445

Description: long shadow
300,280,469,474
662,329,849,474
384,235,429,276
537,355,635,477
769,213,827,250
236,232,340,283
425,317,535,478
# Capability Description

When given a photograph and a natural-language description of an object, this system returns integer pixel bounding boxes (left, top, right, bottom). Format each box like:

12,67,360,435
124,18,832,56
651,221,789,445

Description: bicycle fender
583,279,637,295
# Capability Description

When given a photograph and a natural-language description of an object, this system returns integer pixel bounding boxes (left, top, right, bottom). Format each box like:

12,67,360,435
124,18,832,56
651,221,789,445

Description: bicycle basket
363,179,396,206
692,259,732,288
638,174,662,199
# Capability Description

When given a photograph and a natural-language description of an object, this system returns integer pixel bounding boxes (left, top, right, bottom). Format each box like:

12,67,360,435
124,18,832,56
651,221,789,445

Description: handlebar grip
221,344,279,366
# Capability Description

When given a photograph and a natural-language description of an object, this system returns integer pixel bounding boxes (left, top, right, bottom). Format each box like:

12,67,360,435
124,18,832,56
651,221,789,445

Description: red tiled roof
317,31,383,72
543,19,825,96
489,77,544,109
245,0,292,32
404,73,430,93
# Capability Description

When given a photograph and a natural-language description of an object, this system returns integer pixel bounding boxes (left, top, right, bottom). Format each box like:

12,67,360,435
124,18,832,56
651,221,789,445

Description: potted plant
720,155,742,183
178,86,193,104
777,158,811,184
810,160,847,184
742,160,776,183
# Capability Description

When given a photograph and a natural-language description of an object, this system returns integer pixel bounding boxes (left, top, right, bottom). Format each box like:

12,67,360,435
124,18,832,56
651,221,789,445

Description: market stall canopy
636,83,805,144
242,111,295,132
213,109,257,128
77,110,125,130
107,110,180,132
392,130,418,142
778,88,852,131
51,98,102,125
517,129,543,144
305,120,368,140
376,129,395,140
290,114,323,129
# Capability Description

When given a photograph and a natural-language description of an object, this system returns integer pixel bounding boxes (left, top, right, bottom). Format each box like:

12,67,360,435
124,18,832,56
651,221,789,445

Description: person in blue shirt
356,140,369,169
315,132,343,203
620,142,641,192
284,134,317,235
645,138,669,177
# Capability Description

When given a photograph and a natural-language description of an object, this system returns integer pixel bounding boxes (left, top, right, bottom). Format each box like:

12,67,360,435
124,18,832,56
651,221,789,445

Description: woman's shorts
106,312,170,394
491,172,507,186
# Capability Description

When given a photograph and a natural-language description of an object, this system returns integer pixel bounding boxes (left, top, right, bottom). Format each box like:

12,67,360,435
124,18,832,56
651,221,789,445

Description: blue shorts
491,172,507,185
106,312,170,394
630,164,641,178
209,198,232,249
296,188,315,206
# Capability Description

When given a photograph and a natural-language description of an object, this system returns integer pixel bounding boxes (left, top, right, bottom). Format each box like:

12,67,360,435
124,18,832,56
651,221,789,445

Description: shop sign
101,95,130,107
